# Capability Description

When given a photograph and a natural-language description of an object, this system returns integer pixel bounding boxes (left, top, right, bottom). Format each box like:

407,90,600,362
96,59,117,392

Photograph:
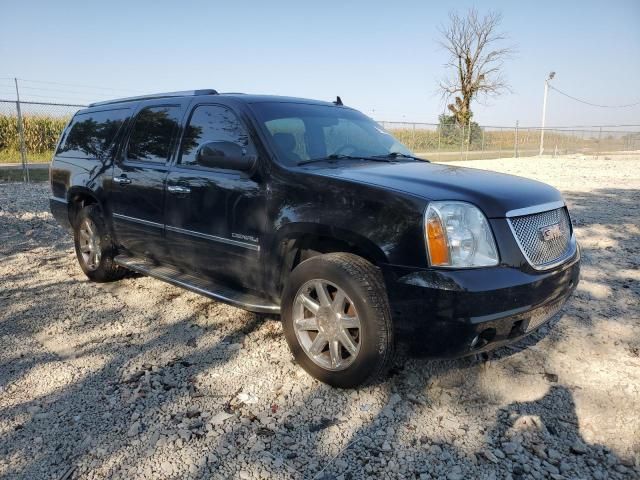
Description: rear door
110,102,185,261
164,103,265,289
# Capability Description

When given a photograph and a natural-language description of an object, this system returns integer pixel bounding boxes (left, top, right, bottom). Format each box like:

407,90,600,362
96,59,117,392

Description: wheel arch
66,186,102,228
267,222,389,299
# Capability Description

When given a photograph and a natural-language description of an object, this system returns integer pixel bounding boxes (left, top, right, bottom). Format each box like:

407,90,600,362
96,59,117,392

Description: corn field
0,114,68,155
0,100,81,163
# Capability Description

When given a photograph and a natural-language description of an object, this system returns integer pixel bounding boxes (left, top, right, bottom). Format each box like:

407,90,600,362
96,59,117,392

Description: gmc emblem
539,223,562,242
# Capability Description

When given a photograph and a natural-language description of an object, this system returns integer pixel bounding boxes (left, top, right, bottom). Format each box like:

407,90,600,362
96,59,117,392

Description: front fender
272,221,390,266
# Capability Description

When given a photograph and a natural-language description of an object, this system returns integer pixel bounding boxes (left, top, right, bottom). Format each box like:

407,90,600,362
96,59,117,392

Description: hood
309,161,563,218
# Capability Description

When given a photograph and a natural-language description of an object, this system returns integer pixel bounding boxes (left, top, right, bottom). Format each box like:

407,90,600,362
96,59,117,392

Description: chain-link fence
2,99,639,182
379,121,640,161
0,99,85,180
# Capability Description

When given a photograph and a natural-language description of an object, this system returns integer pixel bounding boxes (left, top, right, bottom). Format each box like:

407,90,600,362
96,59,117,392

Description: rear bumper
381,247,580,358
50,197,71,231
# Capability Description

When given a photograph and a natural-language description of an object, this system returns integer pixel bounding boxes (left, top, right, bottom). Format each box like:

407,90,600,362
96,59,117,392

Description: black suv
50,90,580,387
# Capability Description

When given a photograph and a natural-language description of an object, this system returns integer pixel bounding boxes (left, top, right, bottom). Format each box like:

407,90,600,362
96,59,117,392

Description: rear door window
126,106,181,163
56,108,128,158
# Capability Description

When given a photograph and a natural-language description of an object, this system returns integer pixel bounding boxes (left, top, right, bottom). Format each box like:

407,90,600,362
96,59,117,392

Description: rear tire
282,253,394,388
73,204,125,282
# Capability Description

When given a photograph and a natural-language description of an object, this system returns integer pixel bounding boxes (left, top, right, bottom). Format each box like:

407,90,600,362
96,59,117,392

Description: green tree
438,114,483,148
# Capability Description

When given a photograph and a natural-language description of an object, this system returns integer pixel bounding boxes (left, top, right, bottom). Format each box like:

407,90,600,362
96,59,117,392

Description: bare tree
439,8,514,126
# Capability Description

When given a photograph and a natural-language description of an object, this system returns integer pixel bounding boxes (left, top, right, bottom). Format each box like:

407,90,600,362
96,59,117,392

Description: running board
114,254,280,314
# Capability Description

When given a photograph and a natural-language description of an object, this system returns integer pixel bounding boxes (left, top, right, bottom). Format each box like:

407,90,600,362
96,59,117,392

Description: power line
16,85,120,95
0,75,145,105
16,77,145,94
549,85,640,108
1,75,144,94
0,98,86,107
0,91,94,103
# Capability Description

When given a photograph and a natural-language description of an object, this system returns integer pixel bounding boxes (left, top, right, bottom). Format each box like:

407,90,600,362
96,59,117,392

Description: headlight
425,201,499,268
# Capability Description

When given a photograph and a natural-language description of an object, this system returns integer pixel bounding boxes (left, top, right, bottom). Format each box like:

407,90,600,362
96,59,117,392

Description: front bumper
381,247,580,358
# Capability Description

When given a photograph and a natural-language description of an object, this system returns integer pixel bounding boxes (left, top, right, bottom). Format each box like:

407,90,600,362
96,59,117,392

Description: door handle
167,185,191,194
113,176,132,185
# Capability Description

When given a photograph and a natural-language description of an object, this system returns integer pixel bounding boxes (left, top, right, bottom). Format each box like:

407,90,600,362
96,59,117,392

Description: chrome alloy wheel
292,279,362,371
78,218,101,271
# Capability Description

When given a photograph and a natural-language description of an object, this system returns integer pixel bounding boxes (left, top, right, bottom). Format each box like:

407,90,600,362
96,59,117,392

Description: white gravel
0,154,639,479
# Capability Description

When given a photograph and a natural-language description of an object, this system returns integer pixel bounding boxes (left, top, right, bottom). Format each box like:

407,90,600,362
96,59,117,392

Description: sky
1,0,639,127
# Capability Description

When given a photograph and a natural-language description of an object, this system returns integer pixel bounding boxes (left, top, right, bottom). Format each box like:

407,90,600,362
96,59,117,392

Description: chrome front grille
508,207,572,269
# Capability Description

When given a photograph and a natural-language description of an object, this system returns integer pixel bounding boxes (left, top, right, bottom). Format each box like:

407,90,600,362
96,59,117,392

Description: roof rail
88,89,218,107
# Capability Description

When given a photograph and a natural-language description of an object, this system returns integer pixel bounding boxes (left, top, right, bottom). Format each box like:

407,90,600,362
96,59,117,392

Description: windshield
251,102,414,166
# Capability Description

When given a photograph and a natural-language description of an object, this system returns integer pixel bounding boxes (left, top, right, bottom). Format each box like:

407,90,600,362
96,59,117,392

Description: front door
110,103,183,261
164,103,265,289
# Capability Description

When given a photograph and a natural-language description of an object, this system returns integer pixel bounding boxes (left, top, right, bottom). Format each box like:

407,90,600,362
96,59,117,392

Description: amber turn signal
426,215,450,266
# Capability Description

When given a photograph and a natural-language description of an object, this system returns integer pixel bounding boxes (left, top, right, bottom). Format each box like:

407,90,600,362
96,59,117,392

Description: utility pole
459,123,465,161
465,117,471,161
539,72,555,156
14,78,29,183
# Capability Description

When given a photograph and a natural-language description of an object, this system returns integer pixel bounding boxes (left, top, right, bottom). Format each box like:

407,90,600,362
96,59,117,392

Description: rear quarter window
56,108,129,159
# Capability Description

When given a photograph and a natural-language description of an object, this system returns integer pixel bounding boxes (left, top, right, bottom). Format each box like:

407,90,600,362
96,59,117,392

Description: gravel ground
0,154,639,480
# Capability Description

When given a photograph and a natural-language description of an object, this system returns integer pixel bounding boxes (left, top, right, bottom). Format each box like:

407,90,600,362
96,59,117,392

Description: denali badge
231,232,259,243
539,223,562,242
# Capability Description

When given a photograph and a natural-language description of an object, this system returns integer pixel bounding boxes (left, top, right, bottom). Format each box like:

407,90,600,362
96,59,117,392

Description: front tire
73,204,125,282
282,253,394,388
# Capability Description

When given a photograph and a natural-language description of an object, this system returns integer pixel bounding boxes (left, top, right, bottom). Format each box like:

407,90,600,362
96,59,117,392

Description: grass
0,149,52,164
0,167,49,182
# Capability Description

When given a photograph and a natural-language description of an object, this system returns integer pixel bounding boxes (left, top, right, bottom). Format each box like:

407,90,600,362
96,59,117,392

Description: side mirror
196,141,256,171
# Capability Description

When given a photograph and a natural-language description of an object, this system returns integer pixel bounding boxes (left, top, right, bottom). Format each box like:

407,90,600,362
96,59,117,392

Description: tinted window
180,105,253,167
252,102,412,166
126,106,181,163
57,108,128,158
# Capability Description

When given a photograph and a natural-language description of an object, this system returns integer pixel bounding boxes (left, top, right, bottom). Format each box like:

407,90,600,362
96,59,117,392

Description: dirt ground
0,154,638,479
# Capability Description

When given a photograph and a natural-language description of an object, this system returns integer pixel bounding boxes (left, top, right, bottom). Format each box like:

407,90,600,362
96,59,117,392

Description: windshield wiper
297,154,397,166
371,152,428,162
297,154,356,166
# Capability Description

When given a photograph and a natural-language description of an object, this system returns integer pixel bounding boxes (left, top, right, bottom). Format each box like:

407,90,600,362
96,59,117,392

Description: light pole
539,71,555,156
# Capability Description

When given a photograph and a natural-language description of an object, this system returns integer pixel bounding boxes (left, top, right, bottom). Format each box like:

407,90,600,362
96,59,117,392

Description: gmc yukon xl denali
49,90,580,387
